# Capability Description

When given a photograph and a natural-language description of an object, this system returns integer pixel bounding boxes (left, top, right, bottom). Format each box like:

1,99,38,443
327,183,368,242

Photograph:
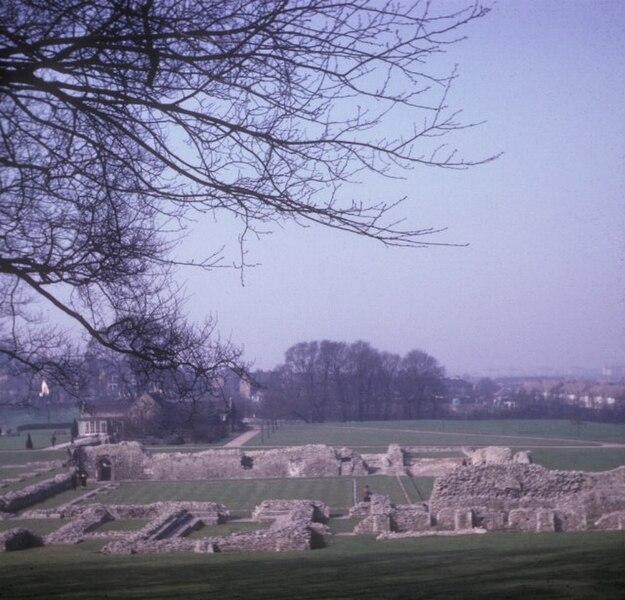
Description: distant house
78,400,129,441
78,393,171,442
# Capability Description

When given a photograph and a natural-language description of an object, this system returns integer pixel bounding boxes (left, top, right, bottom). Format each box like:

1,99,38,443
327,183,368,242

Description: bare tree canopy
0,0,491,390
260,340,446,422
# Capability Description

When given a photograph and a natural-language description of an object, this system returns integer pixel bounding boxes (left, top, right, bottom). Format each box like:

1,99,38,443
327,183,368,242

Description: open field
521,447,625,472
0,531,622,599
0,449,65,466
247,420,625,449
0,430,71,451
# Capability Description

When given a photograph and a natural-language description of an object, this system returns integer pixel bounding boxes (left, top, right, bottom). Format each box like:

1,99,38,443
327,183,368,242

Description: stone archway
98,457,112,481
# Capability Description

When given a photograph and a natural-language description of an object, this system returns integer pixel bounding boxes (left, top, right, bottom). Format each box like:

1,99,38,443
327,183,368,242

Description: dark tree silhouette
274,340,445,421
1,0,493,391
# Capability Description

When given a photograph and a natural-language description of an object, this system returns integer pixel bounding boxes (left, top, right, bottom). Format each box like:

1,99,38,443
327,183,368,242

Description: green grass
0,449,65,465
84,476,425,516
0,418,623,597
405,451,466,458
0,430,71,451
0,531,622,599
0,518,64,536
188,520,270,538
343,419,625,443
327,516,362,534
0,468,66,493
96,519,149,532
247,420,624,449
15,482,100,512
528,447,625,472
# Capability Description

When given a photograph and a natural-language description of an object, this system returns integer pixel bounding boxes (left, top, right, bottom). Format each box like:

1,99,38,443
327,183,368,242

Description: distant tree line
252,341,446,423
243,342,625,425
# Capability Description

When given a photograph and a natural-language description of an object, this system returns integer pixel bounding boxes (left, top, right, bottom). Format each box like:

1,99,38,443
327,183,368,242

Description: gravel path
223,429,261,447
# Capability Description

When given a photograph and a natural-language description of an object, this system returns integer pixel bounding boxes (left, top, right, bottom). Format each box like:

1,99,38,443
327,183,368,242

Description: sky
179,0,625,378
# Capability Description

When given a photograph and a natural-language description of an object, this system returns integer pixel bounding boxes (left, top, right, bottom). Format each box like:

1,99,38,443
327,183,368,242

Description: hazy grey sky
180,0,625,377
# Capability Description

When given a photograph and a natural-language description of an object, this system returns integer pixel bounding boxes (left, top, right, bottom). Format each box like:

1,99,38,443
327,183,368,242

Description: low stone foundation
253,499,329,523
0,474,72,513
0,527,43,552
98,499,328,555
46,505,114,544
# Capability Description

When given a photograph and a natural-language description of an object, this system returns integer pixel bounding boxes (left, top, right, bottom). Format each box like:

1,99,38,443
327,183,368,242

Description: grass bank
0,531,622,599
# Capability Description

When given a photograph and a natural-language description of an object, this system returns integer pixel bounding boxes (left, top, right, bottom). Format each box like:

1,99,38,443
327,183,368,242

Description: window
99,421,107,433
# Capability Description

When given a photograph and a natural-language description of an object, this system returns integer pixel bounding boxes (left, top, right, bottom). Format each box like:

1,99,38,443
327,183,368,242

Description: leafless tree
1,0,492,394
269,340,446,421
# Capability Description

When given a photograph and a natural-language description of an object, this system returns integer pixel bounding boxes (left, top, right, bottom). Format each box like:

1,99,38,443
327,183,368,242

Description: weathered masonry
81,442,369,480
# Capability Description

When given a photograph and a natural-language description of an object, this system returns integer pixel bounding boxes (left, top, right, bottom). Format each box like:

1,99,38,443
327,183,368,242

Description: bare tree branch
1,0,493,394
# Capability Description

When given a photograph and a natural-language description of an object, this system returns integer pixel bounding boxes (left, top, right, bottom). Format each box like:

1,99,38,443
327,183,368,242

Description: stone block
471,507,506,531
454,510,474,530
0,474,72,513
0,528,43,552
391,505,431,532
353,514,391,535
435,507,456,531
509,509,555,532
554,510,587,532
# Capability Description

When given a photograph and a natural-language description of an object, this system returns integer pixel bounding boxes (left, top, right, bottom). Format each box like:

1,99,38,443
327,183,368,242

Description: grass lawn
188,520,270,538
91,478,353,515
81,476,431,516
526,447,625,472
0,531,622,599
0,518,64,536
0,430,71,451
96,519,149,532
0,468,66,493
0,449,65,465
247,420,623,449
14,482,101,513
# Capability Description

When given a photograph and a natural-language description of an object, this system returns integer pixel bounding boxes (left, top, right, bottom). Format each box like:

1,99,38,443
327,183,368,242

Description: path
223,429,261,448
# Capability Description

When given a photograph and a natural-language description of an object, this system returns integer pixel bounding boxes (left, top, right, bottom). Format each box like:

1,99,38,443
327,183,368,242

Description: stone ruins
0,443,623,553
80,442,368,480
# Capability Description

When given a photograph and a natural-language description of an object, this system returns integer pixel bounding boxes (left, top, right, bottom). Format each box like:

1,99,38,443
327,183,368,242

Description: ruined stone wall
391,505,431,532
430,464,591,512
46,506,113,544
82,443,368,481
0,474,72,513
583,468,625,521
362,444,466,477
253,499,329,523
0,527,43,552
429,464,625,532
407,458,464,477
465,446,533,466
82,442,149,480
